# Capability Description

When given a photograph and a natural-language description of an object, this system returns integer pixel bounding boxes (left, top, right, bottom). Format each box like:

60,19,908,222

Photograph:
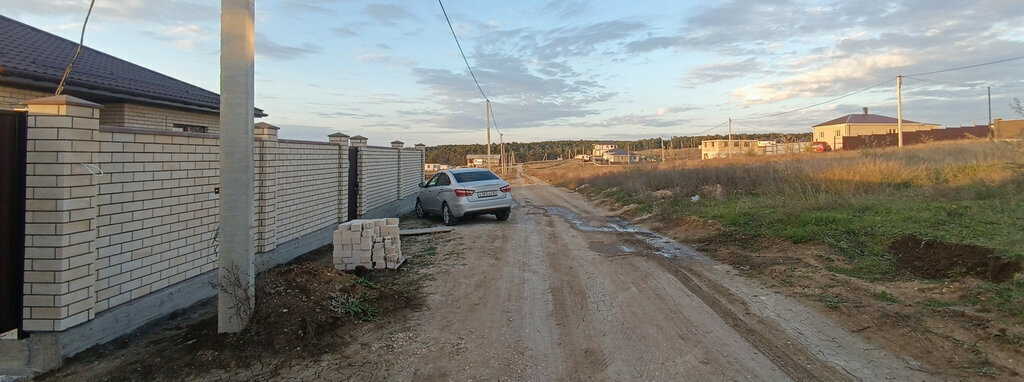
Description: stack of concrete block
332,218,404,270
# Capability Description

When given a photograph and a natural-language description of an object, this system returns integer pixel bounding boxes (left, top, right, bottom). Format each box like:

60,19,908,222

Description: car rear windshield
453,171,499,183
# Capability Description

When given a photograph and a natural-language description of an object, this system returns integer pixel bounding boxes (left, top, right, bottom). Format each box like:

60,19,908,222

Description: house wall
1,85,220,134
993,118,1024,140
0,85,52,111
99,103,220,133
700,140,760,159
14,97,423,372
814,123,938,150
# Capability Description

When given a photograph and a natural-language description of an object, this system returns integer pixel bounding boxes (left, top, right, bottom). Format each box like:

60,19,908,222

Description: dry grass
531,140,1024,272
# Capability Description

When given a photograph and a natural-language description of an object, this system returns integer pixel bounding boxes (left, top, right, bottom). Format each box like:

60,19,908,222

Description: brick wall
399,148,424,199
272,140,342,243
91,128,220,314
357,146,400,215
19,95,422,339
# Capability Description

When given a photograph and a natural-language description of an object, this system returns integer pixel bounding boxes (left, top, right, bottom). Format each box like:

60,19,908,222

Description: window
426,173,442,187
453,170,499,183
743,142,750,147
819,131,824,138
835,130,841,137
733,142,739,147
174,123,208,133
436,174,451,186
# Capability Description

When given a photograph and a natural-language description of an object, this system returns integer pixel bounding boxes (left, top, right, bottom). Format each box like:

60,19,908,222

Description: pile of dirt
243,261,371,349
891,235,1022,282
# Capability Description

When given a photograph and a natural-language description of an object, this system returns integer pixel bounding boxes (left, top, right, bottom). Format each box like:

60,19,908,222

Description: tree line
425,133,812,165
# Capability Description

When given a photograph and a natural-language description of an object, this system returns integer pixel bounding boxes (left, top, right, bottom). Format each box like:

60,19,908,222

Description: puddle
540,205,714,263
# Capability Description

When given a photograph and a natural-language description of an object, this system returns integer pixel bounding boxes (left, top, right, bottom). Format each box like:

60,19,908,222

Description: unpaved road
239,171,935,381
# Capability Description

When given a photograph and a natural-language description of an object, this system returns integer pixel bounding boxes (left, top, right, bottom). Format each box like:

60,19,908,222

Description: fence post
21,95,101,334
391,141,404,201
253,123,278,253
329,133,350,223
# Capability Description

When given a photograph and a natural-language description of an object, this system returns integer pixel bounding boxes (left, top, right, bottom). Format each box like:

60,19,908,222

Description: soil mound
245,261,369,349
891,235,1021,282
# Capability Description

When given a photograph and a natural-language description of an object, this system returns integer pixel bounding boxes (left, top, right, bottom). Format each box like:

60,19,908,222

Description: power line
902,75,986,88
736,78,894,121
438,0,504,138
438,0,488,101
906,56,1024,77
56,0,96,95
688,120,729,136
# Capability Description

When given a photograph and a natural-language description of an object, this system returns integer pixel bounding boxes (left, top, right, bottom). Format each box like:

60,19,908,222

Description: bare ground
41,170,955,381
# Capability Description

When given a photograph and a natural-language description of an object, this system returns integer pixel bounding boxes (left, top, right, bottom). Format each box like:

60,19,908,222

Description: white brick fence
5,95,424,372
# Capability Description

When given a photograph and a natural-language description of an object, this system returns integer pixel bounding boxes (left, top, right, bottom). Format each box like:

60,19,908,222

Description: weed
352,276,380,290
820,293,847,310
331,292,379,322
875,291,899,304
964,280,1024,321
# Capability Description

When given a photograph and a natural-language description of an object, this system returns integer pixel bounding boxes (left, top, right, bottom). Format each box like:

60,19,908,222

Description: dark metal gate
347,147,359,221
0,111,27,336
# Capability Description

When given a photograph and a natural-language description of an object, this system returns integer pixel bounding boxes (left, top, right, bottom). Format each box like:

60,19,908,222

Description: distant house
993,118,1024,140
592,142,617,157
465,154,500,167
812,107,938,150
424,163,450,171
0,15,266,133
603,148,641,164
700,140,760,159
701,140,811,159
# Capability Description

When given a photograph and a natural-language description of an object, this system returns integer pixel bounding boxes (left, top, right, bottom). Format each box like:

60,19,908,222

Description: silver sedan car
415,168,513,226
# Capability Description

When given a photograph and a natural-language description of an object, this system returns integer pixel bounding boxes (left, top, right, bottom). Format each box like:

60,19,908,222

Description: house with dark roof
812,107,937,150
0,15,265,133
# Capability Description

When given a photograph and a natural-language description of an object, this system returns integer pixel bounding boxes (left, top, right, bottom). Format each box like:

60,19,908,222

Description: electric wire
438,0,488,101
736,78,894,121
438,0,505,139
56,0,96,95
902,75,987,88
906,56,1024,77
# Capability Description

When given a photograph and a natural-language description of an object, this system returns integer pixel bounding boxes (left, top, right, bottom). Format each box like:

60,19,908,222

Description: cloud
363,3,417,26
732,54,911,104
686,58,765,85
332,27,360,37
540,1,593,19
255,32,322,60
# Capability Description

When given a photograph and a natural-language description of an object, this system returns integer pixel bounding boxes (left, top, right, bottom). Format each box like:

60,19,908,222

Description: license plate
477,191,497,197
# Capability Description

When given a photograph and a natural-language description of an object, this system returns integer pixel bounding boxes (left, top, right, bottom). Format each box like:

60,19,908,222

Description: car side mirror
418,182,425,188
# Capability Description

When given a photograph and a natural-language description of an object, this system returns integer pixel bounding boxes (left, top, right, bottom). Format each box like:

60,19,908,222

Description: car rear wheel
415,199,425,218
442,203,458,226
495,208,510,221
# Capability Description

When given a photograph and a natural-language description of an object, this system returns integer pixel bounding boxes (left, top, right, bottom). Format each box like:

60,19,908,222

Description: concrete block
385,218,399,226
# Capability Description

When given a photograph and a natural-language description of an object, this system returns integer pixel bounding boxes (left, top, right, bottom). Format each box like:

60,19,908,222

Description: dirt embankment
635,211,1024,379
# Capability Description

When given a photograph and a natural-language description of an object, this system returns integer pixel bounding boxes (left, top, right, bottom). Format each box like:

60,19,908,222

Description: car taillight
500,185,511,193
454,189,475,197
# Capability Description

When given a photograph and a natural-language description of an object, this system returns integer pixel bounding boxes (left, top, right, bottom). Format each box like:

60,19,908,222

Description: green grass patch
923,299,958,308
874,290,899,304
820,293,848,310
964,280,1024,321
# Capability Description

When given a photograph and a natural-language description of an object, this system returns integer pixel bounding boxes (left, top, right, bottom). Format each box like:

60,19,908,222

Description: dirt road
248,171,933,381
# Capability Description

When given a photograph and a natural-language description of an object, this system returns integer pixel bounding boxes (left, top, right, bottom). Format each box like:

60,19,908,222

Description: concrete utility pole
485,100,491,170
660,136,666,162
897,75,903,148
728,117,733,158
988,86,992,126
218,0,256,333
499,132,504,175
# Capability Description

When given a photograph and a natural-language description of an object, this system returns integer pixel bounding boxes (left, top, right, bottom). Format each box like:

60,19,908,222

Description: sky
2,0,1023,145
